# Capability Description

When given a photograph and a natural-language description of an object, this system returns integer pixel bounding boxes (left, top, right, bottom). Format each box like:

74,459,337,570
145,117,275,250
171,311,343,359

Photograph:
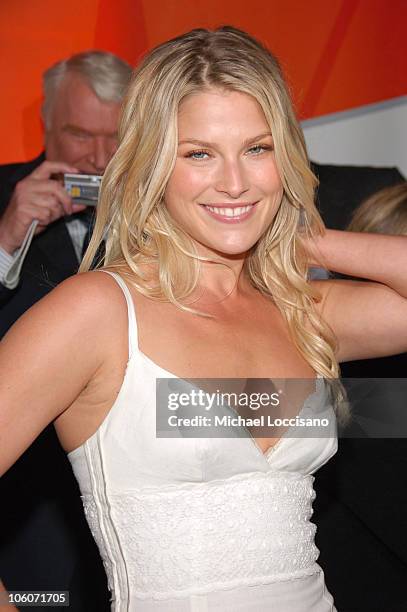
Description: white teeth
205,205,252,217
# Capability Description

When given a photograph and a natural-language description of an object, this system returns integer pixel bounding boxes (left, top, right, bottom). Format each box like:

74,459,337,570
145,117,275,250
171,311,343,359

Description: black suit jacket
0,154,110,610
0,153,80,335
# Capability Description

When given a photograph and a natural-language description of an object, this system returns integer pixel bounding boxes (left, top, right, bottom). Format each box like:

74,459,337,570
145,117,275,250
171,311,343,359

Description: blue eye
248,144,270,155
187,150,210,160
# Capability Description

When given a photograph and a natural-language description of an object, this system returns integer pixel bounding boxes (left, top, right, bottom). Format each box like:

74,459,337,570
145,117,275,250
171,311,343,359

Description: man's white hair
42,50,132,128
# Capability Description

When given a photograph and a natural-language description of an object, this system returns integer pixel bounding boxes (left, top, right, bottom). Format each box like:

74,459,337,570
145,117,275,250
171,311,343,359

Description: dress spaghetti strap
97,270,138,360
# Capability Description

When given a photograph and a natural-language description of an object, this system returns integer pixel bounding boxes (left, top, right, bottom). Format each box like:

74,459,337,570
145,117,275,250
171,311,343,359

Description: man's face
44,72,121,174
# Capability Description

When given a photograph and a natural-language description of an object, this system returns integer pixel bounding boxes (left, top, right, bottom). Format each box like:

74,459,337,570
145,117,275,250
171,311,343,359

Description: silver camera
63,173,102,207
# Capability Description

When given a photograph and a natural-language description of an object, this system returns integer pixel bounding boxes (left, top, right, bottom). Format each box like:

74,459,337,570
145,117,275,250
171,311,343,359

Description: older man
0,51,131,609
0,50,131,334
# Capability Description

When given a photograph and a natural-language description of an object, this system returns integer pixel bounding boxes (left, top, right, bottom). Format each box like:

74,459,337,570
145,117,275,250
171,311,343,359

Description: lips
200,202,257,223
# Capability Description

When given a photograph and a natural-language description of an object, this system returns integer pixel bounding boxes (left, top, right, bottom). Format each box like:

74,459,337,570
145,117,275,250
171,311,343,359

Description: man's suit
311,162,407,612
0,154,79,332
0,154,110,610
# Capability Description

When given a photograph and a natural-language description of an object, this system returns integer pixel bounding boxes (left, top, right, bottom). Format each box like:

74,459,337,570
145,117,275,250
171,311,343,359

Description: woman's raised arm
0,272,112,476
308,229,407,362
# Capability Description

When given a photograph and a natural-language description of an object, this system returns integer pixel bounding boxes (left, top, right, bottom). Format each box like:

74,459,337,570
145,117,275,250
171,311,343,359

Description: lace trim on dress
82,470,319,601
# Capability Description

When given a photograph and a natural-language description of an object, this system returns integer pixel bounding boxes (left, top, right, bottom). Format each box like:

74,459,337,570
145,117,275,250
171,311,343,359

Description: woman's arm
307,229,407,362
0,579,18,611
0,272,113,476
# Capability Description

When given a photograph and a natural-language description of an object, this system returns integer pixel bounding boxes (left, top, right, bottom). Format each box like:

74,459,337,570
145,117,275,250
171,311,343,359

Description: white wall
302,96,407,177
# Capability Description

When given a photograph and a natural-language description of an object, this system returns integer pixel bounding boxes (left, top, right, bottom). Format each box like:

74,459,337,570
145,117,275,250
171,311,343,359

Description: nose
88,137,113,174
215,157,249,198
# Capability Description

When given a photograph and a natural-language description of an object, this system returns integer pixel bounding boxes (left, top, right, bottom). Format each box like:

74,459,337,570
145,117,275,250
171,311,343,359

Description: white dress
68,271,338,611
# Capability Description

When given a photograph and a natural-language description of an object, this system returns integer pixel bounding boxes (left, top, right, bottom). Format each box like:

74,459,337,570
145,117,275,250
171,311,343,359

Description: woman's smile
164,88,283,259
199,201,258,223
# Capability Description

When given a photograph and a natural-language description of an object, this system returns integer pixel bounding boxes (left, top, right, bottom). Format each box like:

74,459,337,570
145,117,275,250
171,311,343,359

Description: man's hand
0,161,86,253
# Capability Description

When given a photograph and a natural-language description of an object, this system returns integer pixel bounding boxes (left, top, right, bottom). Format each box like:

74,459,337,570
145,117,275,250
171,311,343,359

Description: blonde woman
1,27,407,611
348,182,407,235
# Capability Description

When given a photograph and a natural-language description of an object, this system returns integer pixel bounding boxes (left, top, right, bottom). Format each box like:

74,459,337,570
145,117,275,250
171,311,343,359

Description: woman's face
164,88,283,259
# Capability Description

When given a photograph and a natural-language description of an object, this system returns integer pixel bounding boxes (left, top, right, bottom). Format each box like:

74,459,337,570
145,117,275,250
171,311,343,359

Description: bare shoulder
310,277,386,314
38,269,125,315
5,270,126,339
309,277,336,298
1,269,131,377
309,277,380,325
0,270,132,476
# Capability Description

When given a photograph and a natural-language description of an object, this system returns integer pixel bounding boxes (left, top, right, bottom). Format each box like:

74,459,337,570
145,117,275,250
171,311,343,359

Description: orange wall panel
0,0,100,162
312,0,407,116
140,0,345,111
0,0,406,164
140,0,406,116
94,0,147,64
0,0,145,163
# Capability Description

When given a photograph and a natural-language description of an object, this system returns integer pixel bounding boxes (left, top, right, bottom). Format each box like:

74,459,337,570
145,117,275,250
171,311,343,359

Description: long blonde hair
80,26,345,418
348,182,407,235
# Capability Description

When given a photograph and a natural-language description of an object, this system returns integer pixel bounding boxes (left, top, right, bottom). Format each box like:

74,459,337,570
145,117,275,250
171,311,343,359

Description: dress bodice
67,271,338,610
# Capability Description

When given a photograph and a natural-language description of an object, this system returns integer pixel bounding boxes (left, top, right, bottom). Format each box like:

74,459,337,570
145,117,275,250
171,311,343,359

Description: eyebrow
178,132,273,148
63,124,93,135
63,124,117,137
